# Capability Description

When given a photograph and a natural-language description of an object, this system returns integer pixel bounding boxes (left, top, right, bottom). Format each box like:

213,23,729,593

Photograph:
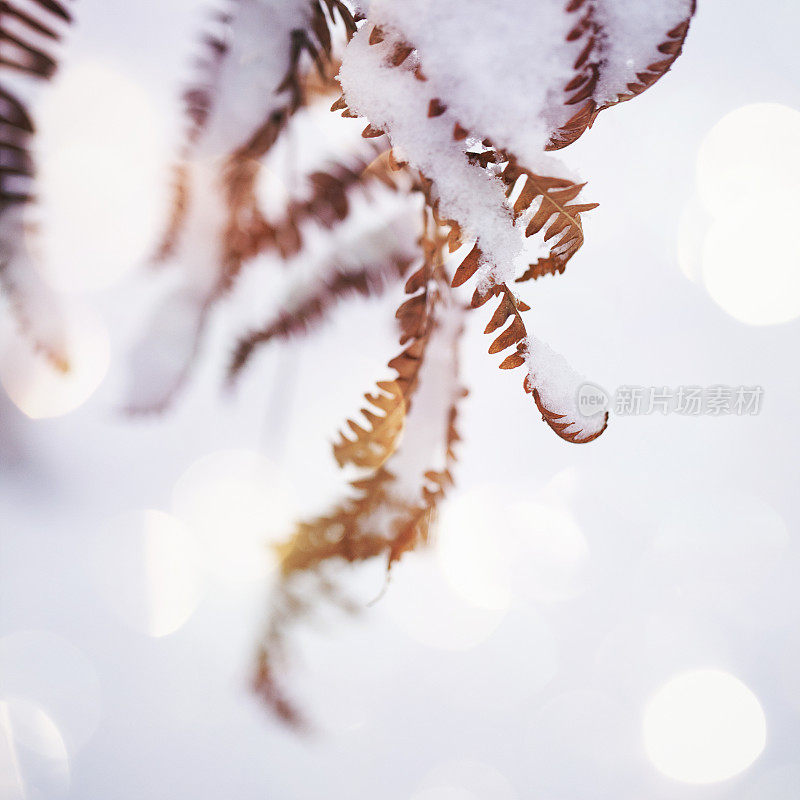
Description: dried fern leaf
253,147,404,261
547,0,697,150
339,26,604,442
0,1,72,368
130,0,350,413
254,228,466,725
228,250,411,379
157,0,350,269
0,0,72,79
451,247,607,443
502,163,598,281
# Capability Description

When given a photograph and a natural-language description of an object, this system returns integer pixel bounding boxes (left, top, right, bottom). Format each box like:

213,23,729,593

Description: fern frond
156,0,352,270
452,243,607,443
503,164,598,281
548,0,697,150
0,0,73,368
0,0,72,79
337,26,605,443
228,249,411,379
131,0,357,412
248,147,404,262
0,85,34,207
599,4,696,110
333,379,406,469
330,226,443,472
515,257,566,283
253,222,465,724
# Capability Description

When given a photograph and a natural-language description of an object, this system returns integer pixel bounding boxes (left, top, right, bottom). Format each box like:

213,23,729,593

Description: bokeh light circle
0,305,109,419
696,103,800,216
171,449,297,585
701,197,800,325
414,760,517,800
91,509,205,637
34,60,167,292
0,632,102,755
643,669,766,784
0,697,70,799
693,103,800,324
384,552,506,650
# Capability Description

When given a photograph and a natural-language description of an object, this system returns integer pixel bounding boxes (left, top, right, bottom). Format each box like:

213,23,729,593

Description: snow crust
341,0,694,275
358,0,577,166
339,29,528,285
341,0,692,437
594,0,694,105
525,335,606,441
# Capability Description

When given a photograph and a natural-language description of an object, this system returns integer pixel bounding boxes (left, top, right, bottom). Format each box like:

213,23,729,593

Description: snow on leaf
129,0,356,412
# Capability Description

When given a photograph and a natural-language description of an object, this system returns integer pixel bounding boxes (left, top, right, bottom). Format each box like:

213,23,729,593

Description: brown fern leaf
182,8,232,140
450,243,607,443
254,226,465,724
330,230,442,472
228,252,411,379
254,356,464,725
273,282,463,572
252,648,308,730
600,5,696,110
502,163,598,281
253,568,367,730
156,0,350,276
0,85,34,208
1,0,72,203
256,149,404,261
546,0,602,151
0,0,72,79
215,0,364,288
0,1,73,369
547,0,697,150
333,380,406,469
515,257,566,283
341,29,604,442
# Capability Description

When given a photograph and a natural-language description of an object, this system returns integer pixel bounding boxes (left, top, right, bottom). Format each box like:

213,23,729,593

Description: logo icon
577,383,609,416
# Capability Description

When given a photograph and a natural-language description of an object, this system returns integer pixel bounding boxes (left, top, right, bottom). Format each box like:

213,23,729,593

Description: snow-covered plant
136,0,696,725
0,0,73,369
3,0,697,726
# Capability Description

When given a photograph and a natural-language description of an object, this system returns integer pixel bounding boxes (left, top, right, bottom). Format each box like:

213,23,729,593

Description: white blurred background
2,0,800,798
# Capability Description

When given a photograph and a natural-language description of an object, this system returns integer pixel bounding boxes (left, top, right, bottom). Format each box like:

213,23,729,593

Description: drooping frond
0,0,72,79
128,0,359,413
253,220,465,723
157,0,356,269
0,85,34,208
451,244,607,443
255,326,464,724
547,0,697,150
337,24,607,444
246,146,404,261
229,249,411,379
0,0,73,368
